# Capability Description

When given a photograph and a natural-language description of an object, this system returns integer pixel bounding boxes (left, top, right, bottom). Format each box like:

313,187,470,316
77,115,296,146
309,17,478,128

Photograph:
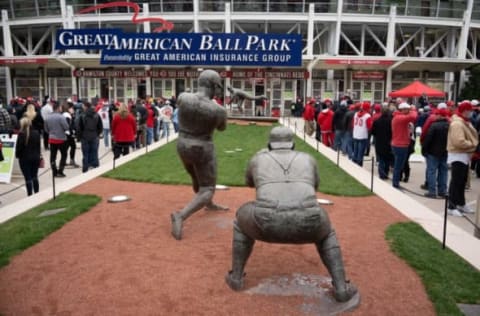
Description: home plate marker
317,198,333,205
215,184,229,190
107,195,131,203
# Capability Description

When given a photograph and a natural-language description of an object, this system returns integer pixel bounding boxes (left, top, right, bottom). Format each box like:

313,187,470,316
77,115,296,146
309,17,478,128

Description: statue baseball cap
269,126,294,149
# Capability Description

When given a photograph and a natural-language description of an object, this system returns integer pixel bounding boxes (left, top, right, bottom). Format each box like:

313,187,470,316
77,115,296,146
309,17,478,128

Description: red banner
73,69,310,79
0,58,48,65
352,71,385,80
326,59,393,65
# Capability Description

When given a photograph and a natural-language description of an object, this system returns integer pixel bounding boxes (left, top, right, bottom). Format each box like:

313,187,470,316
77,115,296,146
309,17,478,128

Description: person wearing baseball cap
446,100,478,216
391,102,417,188
351,101,372,166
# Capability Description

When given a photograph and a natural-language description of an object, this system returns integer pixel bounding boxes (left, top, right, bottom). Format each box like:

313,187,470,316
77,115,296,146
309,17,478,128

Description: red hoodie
303,103,315,121
317,108,334,132
391,109,418,147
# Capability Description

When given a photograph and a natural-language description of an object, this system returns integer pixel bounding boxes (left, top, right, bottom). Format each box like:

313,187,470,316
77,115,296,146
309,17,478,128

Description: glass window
16,78,40,99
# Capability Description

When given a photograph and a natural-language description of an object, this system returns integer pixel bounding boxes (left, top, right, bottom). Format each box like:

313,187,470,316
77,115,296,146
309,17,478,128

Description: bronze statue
227,86,267,113
225,126,358,302
171,69,229,240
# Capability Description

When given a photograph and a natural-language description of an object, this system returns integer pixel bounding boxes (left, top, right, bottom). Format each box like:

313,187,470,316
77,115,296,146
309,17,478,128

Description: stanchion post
337,149,340,166
145,131,148,153
475,194,480,239
294,121,297,133
316,139,319,152
51,162,56,200
370,156,375,192
442,194,448,249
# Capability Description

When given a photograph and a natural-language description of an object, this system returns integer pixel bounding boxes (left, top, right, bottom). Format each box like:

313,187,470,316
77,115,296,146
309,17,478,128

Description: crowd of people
296,95,480,217
0,95,179,196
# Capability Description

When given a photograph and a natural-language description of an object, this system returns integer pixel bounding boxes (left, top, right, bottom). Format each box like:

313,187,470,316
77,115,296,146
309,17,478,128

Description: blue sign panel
56,29,302,66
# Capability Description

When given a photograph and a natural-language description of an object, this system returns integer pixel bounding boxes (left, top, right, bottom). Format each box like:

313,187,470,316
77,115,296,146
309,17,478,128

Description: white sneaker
447,208,463,217
457,205,475,214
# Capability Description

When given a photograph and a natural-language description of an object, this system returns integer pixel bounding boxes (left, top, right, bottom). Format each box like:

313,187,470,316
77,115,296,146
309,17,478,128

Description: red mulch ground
0,178,434,315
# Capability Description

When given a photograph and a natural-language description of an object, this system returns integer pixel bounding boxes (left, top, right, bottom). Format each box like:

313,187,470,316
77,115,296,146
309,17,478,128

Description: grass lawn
104,123,372,196
386,222,480,316
0,192,101,268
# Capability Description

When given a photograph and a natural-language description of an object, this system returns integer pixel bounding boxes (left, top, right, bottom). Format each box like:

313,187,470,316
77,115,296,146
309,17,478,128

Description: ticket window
113,78,137,104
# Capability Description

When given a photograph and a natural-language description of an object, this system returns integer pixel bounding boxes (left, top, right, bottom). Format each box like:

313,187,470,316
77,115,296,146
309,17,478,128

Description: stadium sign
55,29,302,67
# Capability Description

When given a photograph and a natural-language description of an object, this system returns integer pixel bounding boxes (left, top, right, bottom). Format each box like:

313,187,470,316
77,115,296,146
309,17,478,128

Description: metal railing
0,0,472,19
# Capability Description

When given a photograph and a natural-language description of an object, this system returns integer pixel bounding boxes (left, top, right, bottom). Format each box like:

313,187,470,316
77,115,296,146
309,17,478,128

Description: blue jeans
352,138,368,166
81,138,99,173
343,131,354,160
391,146,409,187
161,122,171,138
426,155,448,195
103,128,110,147
146,127,154,145
333,130,345,153
377,152,393,179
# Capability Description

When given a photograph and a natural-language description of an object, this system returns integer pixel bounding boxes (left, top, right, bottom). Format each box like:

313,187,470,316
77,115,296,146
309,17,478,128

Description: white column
385,5,396,57
306,3,314,58
333,0,343,55
458,0,473,59
1,10,13,101
143,3,152,97
193,0,200,32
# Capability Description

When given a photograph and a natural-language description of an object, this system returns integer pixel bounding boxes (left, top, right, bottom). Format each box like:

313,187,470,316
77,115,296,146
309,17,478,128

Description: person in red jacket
303,98,316,136
145,102,156,145
111,103,137,159
317,103,334,147
391,102,418,188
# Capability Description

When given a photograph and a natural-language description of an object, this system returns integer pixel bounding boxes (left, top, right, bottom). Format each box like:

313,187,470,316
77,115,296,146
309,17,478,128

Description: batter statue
227,86,267,113
225,126,358,302
171,69,229,240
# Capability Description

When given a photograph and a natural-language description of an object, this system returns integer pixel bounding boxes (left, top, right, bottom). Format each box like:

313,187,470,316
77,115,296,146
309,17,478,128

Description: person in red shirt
111,103,137,159
317,103,334,147
145,103,156,145
391,102,418,188
303,98,316,136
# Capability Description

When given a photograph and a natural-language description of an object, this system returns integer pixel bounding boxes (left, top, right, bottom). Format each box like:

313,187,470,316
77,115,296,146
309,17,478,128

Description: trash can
271,106,280,117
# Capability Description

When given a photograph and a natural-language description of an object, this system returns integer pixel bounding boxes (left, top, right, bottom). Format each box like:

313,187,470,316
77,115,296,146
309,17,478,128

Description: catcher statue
225,126,358,303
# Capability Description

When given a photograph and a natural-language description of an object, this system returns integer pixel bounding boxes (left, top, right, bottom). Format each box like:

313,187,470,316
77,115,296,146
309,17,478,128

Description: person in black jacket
15,117,41,196
371,106,393,180
422,108,450,198
77,102,103,173
332,100,348,153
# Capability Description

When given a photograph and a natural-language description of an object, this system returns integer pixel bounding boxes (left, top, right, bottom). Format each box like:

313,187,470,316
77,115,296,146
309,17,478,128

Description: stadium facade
0,0,479,114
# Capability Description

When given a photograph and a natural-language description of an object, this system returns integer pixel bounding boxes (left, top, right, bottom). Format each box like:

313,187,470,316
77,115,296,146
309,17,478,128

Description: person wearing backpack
77,101,102,173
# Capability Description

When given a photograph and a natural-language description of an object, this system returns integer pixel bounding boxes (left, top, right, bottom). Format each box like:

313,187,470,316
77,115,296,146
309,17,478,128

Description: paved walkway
1,119,479,271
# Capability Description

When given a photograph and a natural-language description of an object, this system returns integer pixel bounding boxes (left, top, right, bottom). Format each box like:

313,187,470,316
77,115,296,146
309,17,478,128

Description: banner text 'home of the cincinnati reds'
55,29,302,67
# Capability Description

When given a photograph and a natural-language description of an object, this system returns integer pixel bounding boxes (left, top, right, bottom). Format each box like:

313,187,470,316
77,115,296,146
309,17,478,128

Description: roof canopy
389,80,445,98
